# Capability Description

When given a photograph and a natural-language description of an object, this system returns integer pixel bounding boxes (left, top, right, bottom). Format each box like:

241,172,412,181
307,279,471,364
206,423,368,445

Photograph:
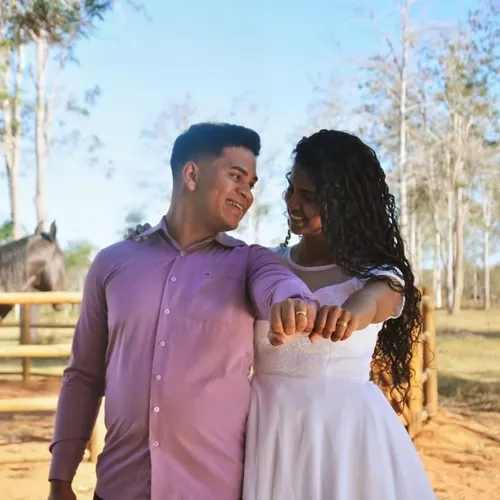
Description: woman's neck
290,234,334,267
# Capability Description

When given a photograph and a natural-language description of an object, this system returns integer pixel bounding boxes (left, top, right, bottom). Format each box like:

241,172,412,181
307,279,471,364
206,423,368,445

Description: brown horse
0,221,68,321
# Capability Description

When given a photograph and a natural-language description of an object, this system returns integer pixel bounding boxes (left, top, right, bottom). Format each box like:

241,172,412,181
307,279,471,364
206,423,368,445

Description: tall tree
0,1,25,240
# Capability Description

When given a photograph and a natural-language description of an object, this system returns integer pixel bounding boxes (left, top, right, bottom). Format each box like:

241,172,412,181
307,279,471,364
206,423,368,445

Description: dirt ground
0,379,498,500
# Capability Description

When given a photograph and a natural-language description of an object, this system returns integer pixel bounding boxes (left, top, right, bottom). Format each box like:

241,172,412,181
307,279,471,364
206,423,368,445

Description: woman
127,129,435,499
243,129,435,499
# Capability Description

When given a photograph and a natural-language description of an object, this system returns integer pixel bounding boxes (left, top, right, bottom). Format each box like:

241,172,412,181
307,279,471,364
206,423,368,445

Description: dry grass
435,308,500,411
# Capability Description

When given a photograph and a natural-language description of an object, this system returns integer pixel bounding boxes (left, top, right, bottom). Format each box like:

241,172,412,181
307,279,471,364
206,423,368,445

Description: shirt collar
138,217,246,249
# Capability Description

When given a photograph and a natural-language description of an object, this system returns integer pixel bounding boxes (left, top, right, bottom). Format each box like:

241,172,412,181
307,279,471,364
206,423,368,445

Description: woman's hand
309,280,402,343
309,305,360,343
124,223,152,240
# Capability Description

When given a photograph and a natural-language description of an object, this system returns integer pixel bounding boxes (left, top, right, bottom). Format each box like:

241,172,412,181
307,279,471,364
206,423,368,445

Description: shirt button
152,441,159,447
170,277,176,282
180,251,185,257
155,374,162,380
153,406,160,412
160,341,166,347
164,308,170,315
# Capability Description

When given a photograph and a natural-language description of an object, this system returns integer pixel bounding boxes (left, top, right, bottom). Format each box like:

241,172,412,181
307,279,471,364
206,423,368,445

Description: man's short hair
170,122,261,179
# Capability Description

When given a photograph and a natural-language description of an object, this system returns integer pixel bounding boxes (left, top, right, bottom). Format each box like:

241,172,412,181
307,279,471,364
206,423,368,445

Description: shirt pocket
183,269,249,325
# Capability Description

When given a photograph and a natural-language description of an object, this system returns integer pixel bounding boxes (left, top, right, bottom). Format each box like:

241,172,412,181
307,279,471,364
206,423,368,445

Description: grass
435,308,500,411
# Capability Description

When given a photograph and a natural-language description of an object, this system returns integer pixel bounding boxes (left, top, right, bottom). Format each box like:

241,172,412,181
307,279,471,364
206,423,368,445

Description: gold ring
295,310,307,317
337,320,348,328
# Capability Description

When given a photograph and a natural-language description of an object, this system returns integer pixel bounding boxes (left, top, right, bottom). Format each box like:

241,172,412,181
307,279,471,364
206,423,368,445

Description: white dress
243,248,435,500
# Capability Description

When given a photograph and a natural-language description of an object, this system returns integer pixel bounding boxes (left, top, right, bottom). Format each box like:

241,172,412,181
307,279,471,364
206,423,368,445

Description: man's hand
124,223,152,240
47,480,76,500
269,299,318,346
309,305,360,343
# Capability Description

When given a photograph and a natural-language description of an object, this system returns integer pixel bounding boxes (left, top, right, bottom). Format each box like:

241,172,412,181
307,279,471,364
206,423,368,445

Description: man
48,123,316,500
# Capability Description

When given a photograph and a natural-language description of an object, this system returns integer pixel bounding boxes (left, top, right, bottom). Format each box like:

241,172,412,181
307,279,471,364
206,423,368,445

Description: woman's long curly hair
284,129,421,411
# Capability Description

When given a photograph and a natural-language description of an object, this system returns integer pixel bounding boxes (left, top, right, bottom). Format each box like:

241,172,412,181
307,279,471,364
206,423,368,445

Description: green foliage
9,0,113,45
0,220,14,243
64,239,95,270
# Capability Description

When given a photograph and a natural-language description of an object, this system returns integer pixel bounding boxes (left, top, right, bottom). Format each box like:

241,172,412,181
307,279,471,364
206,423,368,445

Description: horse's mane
0,237,29,291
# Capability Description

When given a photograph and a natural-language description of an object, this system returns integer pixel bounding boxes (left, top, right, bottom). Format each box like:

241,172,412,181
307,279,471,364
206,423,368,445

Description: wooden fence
0,288,438,465
371,286,438,437
0,291,104,463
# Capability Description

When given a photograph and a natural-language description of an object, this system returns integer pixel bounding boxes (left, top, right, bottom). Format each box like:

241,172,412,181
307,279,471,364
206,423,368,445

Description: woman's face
283,164,323,236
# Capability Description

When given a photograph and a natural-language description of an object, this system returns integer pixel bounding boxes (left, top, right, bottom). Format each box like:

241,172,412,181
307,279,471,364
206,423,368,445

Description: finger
293,300,308,333
269,303,285,336
282,300,296,336
311,305,329,337
323,306,344,340
332,310,352,341
269,332,286,346
341,316,358,341
304,301,318,334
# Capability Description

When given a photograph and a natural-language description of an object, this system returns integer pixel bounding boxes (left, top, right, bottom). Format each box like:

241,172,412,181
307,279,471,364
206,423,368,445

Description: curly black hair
283,129,421,412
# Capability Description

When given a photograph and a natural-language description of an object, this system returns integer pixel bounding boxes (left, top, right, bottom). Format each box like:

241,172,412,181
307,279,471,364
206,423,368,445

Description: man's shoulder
90,239,148,274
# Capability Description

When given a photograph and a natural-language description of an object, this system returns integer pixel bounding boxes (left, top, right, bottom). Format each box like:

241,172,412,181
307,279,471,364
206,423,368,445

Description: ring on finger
295,310,307,317
336,320,348,328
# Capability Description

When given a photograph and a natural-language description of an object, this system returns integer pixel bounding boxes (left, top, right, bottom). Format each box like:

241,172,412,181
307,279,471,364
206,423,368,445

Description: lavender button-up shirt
49,218,312,500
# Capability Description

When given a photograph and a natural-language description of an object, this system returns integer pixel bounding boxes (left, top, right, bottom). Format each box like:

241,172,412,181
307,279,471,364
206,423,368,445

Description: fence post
407,291,424,438
20,304,32,382
89,400,106,463
422,286,438,418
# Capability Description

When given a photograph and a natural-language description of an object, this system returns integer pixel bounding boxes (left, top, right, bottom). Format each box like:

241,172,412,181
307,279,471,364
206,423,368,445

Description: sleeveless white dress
242,248,435,500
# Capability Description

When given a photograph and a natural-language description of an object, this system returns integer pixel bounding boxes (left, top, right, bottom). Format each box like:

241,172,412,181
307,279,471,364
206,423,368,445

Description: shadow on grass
438,330,500,339
439,373,500,412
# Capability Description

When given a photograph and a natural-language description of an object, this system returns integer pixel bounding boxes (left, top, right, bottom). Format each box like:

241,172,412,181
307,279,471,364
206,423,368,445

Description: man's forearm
49,375,103,481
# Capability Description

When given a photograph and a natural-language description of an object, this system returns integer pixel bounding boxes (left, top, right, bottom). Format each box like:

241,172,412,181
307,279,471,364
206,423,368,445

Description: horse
0,221,68,323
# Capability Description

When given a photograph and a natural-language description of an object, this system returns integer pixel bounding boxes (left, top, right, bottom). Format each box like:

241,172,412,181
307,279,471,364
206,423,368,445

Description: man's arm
247,245,312,318
48,251,109,484
247,245,318,343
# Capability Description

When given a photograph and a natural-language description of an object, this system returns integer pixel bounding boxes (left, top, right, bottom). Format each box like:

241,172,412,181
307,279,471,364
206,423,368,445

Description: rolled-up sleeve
246,245,313,320
49,251,109,481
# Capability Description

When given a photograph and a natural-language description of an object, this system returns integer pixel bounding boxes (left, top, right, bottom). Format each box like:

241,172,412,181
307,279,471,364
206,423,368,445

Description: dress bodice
252,247,404,382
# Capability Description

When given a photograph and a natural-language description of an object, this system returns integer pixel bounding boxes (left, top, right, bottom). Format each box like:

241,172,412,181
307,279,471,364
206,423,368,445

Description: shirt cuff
271,279,313,305
48,439,88,482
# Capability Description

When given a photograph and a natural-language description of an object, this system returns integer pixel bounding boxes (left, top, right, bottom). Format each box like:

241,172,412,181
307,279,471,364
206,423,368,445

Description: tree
0,1,26,240
10,0,113,231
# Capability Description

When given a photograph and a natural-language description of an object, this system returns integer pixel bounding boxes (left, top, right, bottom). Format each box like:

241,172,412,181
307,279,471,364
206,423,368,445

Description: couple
48,123,435,499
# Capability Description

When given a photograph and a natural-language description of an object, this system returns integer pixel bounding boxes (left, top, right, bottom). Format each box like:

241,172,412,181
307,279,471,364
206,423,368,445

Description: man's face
188,146,258,232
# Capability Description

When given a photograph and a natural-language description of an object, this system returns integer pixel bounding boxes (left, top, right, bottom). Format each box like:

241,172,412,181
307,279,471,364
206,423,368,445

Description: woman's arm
310,278,403,343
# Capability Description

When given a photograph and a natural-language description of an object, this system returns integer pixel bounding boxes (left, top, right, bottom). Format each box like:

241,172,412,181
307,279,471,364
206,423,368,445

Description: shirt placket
148,249,187,494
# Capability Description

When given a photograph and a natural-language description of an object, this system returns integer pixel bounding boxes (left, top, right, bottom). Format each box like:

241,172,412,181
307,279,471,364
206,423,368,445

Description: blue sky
0,0,479,254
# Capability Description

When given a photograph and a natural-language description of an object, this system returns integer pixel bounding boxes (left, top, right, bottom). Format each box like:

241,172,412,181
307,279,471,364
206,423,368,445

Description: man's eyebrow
231,165,258,183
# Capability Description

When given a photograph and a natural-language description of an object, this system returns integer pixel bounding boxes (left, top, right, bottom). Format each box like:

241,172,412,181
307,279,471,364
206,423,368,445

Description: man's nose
238,184,253,203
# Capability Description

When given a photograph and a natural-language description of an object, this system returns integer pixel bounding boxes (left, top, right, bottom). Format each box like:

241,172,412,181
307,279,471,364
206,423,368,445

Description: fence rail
0,291,103,463
0,288,438,465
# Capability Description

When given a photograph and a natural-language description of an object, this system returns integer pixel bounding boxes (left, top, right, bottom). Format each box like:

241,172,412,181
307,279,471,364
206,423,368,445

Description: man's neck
165,204,217,248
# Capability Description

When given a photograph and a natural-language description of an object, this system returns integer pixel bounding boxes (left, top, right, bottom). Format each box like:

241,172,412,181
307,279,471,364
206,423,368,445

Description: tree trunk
10,42,24,240
446,191,454,314
34,35,48,232
398,0,410,246
472,266,478,307
452,186,465,314
433,229,442,309
483,200,491,311
415,219,422,286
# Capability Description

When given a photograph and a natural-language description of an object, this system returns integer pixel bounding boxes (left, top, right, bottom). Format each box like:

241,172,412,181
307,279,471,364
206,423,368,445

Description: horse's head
28,221,68,311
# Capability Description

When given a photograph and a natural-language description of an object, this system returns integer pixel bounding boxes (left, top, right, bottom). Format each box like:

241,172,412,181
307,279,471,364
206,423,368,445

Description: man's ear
182,161,199,191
